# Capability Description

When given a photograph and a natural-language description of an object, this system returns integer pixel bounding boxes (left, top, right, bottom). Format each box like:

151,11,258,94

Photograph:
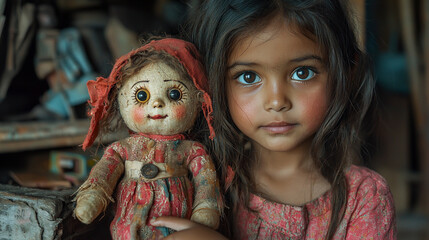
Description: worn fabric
82,134,220,240
236,165,397,239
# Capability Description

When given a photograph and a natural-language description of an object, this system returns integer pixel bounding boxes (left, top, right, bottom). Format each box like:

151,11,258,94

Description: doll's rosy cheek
132,107,145,124
174,105,186,120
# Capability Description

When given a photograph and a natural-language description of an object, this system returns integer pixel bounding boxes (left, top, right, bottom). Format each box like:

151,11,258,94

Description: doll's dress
79,133,220,240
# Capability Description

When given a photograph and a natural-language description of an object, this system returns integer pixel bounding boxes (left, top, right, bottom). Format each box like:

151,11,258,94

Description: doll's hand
150,216,228,240
74,189,105,224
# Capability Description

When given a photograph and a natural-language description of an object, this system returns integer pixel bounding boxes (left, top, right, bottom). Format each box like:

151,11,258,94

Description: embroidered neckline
137,132,185,141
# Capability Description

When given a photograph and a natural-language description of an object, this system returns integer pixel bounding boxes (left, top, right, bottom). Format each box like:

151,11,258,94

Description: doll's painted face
118,61,203,135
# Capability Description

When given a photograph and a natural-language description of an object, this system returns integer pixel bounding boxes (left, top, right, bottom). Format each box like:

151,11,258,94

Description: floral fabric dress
80,134,220,240
236,165,397,239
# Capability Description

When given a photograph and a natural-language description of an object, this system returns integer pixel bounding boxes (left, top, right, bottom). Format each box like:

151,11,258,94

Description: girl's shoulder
346,165,390,190
340,165,397,238
345,165,394,204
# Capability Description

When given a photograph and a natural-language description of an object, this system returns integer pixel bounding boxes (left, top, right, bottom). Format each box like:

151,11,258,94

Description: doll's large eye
135,88,150,104
168,88,182,101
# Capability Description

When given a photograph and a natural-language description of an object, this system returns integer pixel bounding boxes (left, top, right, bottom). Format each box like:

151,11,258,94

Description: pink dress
236,165,397,239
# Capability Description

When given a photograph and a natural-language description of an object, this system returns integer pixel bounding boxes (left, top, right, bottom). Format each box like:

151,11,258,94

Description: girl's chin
252,140,298,153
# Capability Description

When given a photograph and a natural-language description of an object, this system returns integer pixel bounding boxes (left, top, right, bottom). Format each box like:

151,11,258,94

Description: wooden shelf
0,119,126,153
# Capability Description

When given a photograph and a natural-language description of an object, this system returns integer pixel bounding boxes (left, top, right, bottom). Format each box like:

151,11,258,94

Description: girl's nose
152,98,165,108
263,81,291,112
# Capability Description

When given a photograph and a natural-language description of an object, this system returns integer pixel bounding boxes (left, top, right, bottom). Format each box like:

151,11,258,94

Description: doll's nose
152,98,165,108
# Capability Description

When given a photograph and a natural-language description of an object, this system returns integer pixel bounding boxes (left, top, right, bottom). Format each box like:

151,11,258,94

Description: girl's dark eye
236,71,261,85
169,89,182,101
135,89,150,103
291,67,316,81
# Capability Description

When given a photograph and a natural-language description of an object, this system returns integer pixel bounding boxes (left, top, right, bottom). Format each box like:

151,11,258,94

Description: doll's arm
74,144,125,224
187,144,222,229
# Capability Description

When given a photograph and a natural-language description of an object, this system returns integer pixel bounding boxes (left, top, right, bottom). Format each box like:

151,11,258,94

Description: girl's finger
150,216,197,231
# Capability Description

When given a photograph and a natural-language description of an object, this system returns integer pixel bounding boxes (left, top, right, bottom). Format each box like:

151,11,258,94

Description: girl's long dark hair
185,0,376,238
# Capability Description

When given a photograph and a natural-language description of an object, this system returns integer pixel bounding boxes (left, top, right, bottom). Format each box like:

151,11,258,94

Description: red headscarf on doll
82,38,214,150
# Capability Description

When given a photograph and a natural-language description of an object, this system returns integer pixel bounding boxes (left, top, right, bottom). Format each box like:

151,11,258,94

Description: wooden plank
350,0,366,49
400,0,429,223
399,0,429,215
423,0,429,114
399,0,426,127
0,184,112,240
0,184,75,239
0,135,87,153
0,119,90,141
421,0,429,218
0,119,127,153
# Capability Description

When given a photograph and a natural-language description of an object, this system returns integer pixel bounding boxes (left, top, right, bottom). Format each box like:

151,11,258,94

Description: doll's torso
106,134,210,240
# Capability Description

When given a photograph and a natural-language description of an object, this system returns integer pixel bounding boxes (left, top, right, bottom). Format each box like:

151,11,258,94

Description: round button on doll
73,38,221,240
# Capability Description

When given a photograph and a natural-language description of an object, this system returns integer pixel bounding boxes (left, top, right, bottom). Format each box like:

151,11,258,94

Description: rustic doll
73,38,221,239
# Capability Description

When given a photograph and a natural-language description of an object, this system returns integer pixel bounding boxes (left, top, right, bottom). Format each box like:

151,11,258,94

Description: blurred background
0,0,427,239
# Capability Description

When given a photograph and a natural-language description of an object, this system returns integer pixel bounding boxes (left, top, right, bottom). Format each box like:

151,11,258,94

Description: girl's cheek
303,92,328,126
173,105,186,120
132,107,145,124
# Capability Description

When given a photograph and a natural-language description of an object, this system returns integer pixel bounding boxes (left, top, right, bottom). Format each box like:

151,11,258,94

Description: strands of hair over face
185,0,376,239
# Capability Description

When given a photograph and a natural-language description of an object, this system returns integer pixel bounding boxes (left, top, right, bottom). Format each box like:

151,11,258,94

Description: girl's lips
149,114,167,119
260,122,296,134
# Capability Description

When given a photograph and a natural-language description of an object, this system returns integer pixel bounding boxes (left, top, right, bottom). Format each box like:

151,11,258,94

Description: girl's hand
150,216,228,240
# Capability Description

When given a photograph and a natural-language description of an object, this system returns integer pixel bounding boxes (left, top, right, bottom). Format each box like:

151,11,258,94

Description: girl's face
118,61,202,135
226,16,329,153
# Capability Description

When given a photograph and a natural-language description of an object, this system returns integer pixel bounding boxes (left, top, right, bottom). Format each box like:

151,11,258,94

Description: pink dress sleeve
345,168,397,239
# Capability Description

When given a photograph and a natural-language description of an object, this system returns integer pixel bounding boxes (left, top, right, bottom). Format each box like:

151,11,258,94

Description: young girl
151,0,397,239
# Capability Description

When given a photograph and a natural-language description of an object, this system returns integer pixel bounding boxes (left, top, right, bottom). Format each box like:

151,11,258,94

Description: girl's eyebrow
227,62,257,70
227,54,323,69
289,54,323,63
131,80,149,89
164,79,189,89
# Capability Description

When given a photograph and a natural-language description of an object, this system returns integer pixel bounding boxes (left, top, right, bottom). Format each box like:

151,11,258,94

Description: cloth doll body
73,39,221,240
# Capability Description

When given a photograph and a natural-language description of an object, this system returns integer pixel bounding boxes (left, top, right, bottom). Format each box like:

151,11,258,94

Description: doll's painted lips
149,115,167,119
260,122,296,134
